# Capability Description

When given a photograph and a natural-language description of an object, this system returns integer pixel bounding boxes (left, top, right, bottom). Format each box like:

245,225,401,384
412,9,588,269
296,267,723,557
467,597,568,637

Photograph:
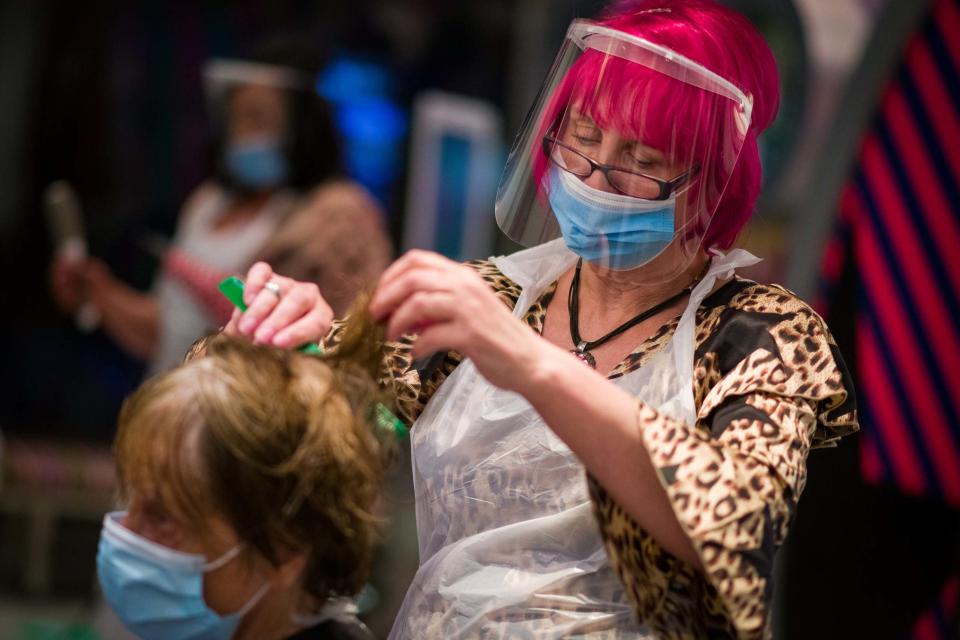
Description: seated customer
96,312,392,640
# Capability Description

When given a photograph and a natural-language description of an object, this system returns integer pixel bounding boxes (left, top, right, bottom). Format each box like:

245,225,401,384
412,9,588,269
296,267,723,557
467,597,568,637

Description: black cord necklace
567,258,695,369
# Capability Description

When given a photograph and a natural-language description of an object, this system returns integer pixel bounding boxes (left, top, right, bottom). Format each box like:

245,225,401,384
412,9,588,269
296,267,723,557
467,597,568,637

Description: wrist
514,337,566,401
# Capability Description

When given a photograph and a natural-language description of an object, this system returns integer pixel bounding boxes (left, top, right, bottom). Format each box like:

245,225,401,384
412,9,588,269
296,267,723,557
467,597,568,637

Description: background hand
49,256,86,314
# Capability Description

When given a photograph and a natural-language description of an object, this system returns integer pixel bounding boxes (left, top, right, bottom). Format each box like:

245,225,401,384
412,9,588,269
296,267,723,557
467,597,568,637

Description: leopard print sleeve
590,281,858,639
321,259,523,426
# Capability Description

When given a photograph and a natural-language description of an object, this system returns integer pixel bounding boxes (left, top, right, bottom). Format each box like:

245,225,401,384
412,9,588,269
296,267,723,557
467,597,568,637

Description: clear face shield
495,20,753,281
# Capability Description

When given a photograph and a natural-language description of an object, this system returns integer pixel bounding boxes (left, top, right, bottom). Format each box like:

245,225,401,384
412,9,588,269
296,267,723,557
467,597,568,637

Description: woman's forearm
519,341,702,567
92,280,160,361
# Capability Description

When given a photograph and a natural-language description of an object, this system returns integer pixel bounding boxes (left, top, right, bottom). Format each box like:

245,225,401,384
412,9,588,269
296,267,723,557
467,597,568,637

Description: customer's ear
267,550,308,590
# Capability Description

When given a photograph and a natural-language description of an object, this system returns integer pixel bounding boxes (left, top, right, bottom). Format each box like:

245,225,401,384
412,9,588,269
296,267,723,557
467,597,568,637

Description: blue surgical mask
225,137,289,190
547,167,676,270
97,511,269,640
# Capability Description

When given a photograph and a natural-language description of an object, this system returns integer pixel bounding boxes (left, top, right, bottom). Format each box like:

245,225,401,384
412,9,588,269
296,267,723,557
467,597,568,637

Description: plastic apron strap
492,238,578,318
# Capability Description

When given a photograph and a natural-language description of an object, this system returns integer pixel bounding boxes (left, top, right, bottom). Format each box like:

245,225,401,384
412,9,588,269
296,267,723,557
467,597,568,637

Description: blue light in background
316,57,393,101
316,56,408,207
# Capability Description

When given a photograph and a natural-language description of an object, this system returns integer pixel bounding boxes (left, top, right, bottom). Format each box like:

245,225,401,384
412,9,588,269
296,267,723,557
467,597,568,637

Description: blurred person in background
49,37,391,377
97,307,395,640
225,1,858,638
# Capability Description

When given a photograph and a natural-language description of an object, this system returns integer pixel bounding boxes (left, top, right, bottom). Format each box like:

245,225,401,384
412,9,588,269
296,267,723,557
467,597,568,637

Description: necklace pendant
571,342,597,369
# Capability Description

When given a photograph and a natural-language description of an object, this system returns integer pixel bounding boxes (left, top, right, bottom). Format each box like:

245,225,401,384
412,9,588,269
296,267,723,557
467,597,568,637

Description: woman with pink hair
227,1,857,637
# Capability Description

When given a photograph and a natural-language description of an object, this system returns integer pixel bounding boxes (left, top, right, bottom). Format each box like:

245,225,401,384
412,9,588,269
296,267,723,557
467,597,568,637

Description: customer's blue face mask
97,511,269,640
547,167,676,270
225,137,289,190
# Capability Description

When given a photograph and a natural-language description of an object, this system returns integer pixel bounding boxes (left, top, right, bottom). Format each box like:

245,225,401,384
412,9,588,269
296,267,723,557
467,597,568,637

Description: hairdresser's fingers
236,285,283,337
271,303,334,348
377,249,455,292
372,252,491,321
377,249,444,286
243,262,276,306
369,266,452,321
410,323,465,360
222,308,243,336
385,291,460,341
252,281,329,345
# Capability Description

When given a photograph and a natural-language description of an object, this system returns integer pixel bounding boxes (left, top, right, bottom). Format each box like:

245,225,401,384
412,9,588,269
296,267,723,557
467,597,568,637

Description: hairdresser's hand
223,261,334,348
370,250,547,393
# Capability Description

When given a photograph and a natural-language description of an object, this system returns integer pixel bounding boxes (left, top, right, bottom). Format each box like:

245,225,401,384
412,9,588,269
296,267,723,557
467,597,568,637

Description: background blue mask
225,138,289,190
547,167,676,270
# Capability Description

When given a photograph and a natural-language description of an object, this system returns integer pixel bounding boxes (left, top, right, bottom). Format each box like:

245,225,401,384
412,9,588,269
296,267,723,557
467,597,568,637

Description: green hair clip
217,276,408,439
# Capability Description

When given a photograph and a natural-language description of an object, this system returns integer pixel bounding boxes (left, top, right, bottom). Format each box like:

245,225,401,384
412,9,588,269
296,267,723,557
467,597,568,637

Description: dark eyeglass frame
542,134,699,201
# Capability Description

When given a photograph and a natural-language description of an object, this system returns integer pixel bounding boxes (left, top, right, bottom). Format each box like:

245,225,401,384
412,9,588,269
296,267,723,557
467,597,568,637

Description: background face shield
203,58,311,105
202,59,309,141
495,20,752,278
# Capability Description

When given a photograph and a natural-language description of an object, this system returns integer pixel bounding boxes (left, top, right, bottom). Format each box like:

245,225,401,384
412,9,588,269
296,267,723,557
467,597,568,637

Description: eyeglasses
542,134,698,201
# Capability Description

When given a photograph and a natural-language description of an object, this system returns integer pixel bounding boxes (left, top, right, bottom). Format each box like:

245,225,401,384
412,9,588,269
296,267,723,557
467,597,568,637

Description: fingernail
238,317,254,334
254,327,274,344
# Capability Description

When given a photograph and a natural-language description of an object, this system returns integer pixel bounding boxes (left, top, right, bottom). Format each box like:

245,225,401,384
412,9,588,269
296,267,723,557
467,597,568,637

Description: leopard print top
324,259,858,639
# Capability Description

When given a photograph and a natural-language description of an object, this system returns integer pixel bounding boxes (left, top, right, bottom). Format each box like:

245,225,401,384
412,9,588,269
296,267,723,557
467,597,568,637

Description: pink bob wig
534,0,780,250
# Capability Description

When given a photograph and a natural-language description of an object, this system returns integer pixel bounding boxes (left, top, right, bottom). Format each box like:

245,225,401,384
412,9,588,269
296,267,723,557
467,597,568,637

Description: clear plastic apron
389,239,760,639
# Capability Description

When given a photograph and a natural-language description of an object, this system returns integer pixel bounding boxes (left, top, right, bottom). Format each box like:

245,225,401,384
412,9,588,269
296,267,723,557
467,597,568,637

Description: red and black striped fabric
816,1,960,636
819,0,960,507
909,577,959,640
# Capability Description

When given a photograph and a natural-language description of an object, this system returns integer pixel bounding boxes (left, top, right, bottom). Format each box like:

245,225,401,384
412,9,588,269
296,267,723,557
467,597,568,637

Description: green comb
217,275,249,312
375,403,409,439
218,276,407,439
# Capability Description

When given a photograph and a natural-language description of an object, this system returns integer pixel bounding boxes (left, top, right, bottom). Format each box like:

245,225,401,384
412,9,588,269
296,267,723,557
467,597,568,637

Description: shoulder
696,278,838,368
701,277,817,317
177,181,224,229
695,278,858,447
260,179,391,276
303,179,383,220
696,278,830,363
276,180,386,238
